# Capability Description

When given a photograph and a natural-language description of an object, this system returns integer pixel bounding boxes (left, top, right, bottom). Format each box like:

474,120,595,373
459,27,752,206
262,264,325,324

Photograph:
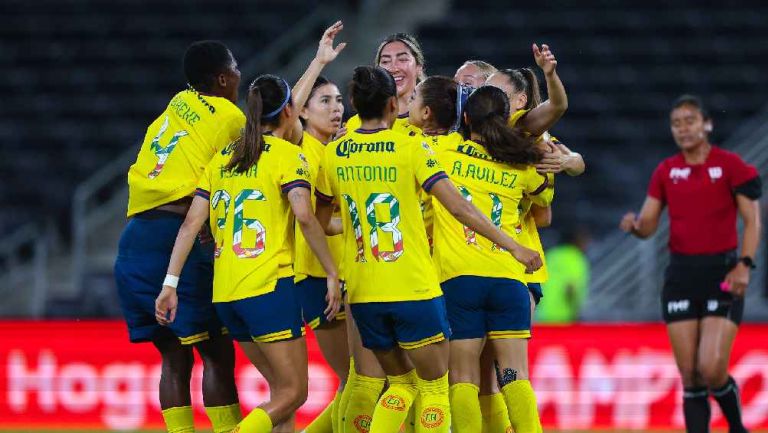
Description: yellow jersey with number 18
294,131,345,282
196,135,311,303
432,139,554,283
316,127,447,304
127,89,245,217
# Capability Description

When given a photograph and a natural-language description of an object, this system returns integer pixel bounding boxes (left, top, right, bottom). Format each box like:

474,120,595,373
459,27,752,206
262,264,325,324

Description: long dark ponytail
226,74,291,173
465,86,541,164
498,68,541,110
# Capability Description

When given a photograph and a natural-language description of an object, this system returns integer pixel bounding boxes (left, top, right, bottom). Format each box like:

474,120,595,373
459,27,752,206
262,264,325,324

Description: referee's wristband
163,274,180,289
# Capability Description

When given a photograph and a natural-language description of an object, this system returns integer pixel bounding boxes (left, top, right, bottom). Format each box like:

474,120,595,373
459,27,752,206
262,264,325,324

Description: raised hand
316,20,347,65
533,43,557,76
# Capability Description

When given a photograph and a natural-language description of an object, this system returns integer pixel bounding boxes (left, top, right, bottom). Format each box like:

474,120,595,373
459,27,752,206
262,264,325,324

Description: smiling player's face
378,41,421,100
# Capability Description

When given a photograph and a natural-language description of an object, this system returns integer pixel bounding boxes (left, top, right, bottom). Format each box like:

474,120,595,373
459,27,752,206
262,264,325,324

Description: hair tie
261,78,292,120
451,84,474,132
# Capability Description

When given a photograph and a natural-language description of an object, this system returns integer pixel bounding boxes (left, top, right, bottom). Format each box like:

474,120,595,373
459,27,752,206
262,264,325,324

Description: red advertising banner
0,321,766,430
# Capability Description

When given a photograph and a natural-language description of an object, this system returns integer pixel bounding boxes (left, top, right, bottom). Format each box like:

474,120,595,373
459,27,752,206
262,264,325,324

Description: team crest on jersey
380,394,407,411
708,166,723,181
420,406,445,428
353,414,372,432
421,141,435,155
669,167,691,182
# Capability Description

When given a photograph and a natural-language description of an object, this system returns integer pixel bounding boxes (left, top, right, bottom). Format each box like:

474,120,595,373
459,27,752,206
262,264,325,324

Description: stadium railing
0,222,49,317
586,104,768,322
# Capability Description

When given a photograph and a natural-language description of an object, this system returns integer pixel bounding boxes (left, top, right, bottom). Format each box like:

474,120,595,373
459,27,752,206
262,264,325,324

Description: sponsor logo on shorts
420,406,445,429
708,299,719,312
380,394,407,411
667,300,690,314
353,414,371,432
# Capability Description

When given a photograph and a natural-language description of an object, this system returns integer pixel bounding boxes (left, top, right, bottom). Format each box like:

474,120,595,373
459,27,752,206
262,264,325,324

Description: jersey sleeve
508,109,530,128
524,168,554,207
647,161,666,203
279,147,312,194
412,139,449,193
210,110,246,153
315,156,335,204
726,152,761,199
195,160,214,201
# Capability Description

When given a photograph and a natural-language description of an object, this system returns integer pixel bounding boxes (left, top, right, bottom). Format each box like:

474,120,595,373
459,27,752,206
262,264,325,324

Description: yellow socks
403,405,416,433
479,393,511,433
449,383,481,433
236,407,273,433
337,358,355,432
162,406,195,433
370,370,418,433
304,390,340,433
205,404,242,433
344,372,386,433
500,380,541,433
414,373,450,433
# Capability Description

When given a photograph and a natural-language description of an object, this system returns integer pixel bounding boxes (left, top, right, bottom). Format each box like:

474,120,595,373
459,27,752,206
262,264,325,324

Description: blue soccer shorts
296,276,346,329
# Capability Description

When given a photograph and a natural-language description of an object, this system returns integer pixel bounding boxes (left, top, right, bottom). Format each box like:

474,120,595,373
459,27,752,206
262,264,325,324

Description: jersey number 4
210,188,266,258
148,115,188,179
343,192,403,262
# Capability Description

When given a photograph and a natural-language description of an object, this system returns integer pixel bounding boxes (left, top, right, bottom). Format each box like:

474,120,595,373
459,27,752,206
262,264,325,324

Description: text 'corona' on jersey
335,139,396,158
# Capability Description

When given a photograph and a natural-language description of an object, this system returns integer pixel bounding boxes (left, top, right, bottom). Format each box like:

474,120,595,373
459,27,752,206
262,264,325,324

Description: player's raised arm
516,43,567,136
289,21,347,136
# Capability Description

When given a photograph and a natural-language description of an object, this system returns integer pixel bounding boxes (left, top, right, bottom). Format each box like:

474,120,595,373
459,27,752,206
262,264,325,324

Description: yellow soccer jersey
509,109,529,128
345,113,422,137
419,132,465,243
316,127,447,304
294,131,344,282
127,90,245,217
516,177,554,284
196,135,311,302
432,139,554,283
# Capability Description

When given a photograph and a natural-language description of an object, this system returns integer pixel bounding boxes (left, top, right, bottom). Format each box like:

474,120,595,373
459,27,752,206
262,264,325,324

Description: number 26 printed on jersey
210,188,267,258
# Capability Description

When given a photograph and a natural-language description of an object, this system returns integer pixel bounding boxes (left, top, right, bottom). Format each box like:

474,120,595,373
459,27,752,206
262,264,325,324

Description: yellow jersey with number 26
316,127,447,304
196,135,311,303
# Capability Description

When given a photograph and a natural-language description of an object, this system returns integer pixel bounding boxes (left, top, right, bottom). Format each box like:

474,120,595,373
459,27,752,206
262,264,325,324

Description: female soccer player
431,85,553,433
295,76,351,433
114,40,244,433
620,95,761,433
315,65,542,433
155,22,347,433
454,60,497,88
345,32,426,136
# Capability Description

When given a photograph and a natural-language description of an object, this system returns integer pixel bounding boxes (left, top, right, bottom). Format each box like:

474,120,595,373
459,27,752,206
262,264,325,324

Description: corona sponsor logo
420,406,445,429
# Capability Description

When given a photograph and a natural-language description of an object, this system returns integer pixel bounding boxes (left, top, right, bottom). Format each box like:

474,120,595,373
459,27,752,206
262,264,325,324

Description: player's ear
217,73,227,88
704,120,713,133
423,105,432,122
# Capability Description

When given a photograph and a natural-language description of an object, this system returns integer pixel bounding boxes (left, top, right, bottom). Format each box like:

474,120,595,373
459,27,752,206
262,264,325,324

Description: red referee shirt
647,145,758,255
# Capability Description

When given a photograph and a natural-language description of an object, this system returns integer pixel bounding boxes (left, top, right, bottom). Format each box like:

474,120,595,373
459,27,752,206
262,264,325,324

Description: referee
620,95,761,433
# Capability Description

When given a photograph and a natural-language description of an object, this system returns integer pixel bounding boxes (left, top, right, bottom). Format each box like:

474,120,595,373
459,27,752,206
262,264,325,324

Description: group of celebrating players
115,21,586,433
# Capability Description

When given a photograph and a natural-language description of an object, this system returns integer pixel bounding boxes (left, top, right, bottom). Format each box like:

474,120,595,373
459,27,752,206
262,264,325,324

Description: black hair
183,40,232,92
497,68,542,110
349,66,397,120
672,94,711,120
225,74,291,173
375,33,426,81
305,76,332,107
464,86,541,165
418,76,458,130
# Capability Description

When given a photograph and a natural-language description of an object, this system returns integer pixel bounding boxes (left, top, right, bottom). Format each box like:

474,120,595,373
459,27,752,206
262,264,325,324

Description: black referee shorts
661,251,744,325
